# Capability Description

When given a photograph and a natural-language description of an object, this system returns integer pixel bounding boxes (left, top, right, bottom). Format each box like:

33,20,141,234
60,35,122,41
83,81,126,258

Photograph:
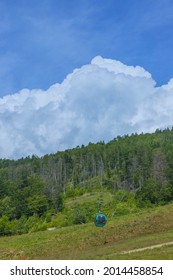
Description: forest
1,127,173,236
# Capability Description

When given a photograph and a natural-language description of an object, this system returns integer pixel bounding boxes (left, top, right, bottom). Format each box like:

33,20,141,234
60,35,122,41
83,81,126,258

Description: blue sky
0,0,173,96
1,0,173,159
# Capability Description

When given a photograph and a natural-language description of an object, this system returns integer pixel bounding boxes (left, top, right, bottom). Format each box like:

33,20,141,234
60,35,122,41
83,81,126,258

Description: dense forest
1,128,173,236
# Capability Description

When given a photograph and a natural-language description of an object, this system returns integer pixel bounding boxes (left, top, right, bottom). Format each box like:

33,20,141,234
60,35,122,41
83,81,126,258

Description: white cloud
91,56,152,78
0,56,173,159
131,78,173,133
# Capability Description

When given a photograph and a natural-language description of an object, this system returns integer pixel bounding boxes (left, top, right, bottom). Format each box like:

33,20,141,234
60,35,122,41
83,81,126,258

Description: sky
0,0,173,159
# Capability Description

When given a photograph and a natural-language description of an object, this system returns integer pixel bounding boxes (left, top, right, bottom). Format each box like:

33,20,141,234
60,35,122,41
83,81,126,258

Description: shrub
0,215,12,236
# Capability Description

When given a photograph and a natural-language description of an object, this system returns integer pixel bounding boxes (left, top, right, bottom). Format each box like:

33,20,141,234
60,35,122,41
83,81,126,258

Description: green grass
0,201,173,259
64,191,114,207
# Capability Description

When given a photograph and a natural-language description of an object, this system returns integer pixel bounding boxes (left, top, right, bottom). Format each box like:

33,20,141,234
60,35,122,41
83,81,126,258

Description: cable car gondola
95,213,107,227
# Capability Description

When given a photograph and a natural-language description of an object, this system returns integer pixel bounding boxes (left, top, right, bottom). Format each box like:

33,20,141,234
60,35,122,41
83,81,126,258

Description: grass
64,191,114,207
0,201,173,259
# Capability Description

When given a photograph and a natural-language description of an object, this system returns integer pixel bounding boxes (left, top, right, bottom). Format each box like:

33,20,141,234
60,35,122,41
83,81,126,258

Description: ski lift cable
94,174,107,227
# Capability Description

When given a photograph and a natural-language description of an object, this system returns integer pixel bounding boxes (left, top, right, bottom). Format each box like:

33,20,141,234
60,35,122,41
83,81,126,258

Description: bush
11,215,28,235
47,213,71,227
73,209,87,224
0,215,12,236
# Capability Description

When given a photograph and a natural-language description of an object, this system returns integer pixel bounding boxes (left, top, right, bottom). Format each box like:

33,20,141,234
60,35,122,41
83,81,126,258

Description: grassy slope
0,191,173,260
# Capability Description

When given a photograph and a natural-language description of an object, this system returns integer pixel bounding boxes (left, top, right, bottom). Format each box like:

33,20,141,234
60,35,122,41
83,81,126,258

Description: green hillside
1,128,173,259
0,199,173,259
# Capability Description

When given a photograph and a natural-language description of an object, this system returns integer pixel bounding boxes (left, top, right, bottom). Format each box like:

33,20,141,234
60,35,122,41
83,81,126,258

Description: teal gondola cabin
95,213,107,227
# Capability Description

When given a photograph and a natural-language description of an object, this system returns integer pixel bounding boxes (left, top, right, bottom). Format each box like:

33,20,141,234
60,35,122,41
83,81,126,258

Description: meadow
0,192,173,260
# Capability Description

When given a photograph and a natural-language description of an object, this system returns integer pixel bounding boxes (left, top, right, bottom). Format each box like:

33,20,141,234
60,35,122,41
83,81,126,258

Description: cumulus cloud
0,56,173,159
131,78,173,132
